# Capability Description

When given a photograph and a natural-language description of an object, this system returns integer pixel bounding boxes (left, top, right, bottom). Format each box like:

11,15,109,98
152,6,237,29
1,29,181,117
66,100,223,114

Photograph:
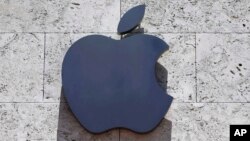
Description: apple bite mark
62,4,173,133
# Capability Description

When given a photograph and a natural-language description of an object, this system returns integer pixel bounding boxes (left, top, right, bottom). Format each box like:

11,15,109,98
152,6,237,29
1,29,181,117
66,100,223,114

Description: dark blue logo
62,5,173,133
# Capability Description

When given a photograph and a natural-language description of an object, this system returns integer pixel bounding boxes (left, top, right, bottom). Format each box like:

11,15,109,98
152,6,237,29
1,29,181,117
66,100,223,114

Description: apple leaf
117,4,145,35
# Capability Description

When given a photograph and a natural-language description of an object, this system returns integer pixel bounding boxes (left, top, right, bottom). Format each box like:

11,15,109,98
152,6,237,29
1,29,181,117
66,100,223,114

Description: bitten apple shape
62,5,173,133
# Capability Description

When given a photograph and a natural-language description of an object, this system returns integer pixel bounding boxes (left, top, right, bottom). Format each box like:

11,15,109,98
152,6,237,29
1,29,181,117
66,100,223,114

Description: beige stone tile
0,33,44,102
46,0,120,32
0,0,120,32
167,103,250,141
121,0,250,33
156,34,196,102
195,0,250,32
0,103,119,141
120,103,250,141
0,0,47,32
0,103,59,141
121,0,197,33
197,34,250,102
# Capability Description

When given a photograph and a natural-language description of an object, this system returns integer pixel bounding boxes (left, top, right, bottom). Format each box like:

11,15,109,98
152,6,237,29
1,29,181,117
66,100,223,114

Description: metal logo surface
62,5,173,133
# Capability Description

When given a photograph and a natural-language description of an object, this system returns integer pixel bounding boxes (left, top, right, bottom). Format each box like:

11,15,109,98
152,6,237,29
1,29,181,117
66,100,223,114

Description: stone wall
0,0,249,141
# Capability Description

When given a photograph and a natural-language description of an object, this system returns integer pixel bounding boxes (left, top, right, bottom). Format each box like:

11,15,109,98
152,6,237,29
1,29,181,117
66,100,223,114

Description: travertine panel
0,0,47,32
167,103,250,141
0,0,120,32
121,103,250,141
121,0,250,32
197,34,250,102
0,103,59,141
0,33,44,102
46,0,120,32
157,34,196,102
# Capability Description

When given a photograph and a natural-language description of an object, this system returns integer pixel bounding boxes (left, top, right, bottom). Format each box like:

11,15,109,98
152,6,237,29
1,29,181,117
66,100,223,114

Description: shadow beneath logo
57,62,172,141
121,25,145,39
119,119,172,141
57,95,119,141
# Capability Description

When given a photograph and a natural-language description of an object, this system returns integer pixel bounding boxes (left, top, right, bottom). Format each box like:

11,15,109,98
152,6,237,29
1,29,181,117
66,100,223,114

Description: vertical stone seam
120,0,121,18
42,33,46,101
195,33,198,103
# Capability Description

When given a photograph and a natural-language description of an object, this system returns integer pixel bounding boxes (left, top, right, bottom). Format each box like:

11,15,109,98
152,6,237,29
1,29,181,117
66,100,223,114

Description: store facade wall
0,0,250,141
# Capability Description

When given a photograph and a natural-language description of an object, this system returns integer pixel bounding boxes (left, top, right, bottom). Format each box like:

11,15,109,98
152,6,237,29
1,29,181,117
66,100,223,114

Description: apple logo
62,4,173,133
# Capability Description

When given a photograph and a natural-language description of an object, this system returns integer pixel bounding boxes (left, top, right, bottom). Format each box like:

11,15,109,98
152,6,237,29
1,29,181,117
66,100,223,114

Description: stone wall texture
0,0,249,141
